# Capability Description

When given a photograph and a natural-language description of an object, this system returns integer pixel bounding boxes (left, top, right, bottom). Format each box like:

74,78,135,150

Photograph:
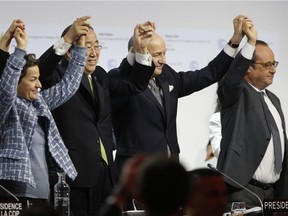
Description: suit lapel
158,76,170,123
82,75,94,98
142,76,170,123
80,74,99,117
143,88,163,112
266,90,286,130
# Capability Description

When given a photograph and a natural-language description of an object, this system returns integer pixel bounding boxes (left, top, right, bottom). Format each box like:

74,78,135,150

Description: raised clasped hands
242,17,257,46
0,19,25,51
133,21,156,54
13,25,27,51
63,15,91,47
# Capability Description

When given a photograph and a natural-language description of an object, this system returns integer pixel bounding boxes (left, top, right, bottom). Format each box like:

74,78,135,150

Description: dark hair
251,40,269,62
128,36,134,51
187,168,222,193
19,53,38,82
139,156,189,216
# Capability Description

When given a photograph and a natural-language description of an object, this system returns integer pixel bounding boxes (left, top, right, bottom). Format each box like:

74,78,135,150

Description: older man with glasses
217,17,288,210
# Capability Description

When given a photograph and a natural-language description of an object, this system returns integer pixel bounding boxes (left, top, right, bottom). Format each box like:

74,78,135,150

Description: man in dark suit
217,18,288,209
38,18,155,216
109,15,248,172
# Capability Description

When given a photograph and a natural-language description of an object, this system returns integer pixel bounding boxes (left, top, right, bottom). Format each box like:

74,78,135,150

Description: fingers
135,21,155,40
132,20,156,54
74,16,91,36
242,18,254,28
241,17,257,45
233,14,248,23
64,16,91,44
7,19,25,36
140,20,156,31
13,26,24,37
75,16,91,28
13,26,27,50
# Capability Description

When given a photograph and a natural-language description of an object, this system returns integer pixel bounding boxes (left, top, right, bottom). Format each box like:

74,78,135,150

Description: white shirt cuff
224,44,238,58
53,37,72,56
241,42,256,60
135,52,152,66
127,50,135,66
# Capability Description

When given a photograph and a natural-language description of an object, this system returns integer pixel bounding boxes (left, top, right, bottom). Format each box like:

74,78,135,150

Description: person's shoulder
96,65,107,73
108,67,121,77
93,65,108,82
163,64,173,72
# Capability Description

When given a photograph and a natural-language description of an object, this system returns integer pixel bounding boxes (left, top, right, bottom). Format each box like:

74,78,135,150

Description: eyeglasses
87,45,103,52
252,61,279,69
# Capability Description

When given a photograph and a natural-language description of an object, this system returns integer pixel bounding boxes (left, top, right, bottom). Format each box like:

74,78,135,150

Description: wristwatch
228,40,239,48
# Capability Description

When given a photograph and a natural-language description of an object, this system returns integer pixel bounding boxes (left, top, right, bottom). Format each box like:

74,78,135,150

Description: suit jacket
39,47,154,187
110,50,234,160
217,52,288,198
0,49,9,74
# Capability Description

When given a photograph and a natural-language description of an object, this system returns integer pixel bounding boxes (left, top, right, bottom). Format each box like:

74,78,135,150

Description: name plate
0,200,29,216
264,199,288,216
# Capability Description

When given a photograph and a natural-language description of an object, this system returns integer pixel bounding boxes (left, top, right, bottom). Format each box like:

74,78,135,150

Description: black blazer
110,49,234,160
217,52,288,198
39,47,154,187
0,49,10,75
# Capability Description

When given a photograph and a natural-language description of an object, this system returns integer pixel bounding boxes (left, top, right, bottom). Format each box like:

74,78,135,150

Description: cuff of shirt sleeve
14,47,26,59
135,52,152,66
127,50,135,66
241,42,255,60
53,37,72,56
224,44,238,58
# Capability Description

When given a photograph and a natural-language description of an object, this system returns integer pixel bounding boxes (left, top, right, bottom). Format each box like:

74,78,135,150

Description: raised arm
218,17,257,108
0,19,25,52
0,25,27,124
38,16,91,89
41,26,88,110
0,19,25,76
132,20,156,55
109,21,155,96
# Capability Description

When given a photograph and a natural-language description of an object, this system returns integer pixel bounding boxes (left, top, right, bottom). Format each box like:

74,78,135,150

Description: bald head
148,33,165,50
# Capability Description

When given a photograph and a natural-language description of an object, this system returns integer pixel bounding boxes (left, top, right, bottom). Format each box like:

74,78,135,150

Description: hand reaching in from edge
0,19,25,51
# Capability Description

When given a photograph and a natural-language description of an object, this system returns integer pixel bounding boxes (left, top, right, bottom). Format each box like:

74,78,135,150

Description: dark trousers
226,181,274,211
70,160,113,216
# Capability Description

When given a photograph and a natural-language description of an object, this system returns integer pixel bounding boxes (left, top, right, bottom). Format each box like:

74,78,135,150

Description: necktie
148,79,171,156
88,75,109,165
260,92,282,173
99,137,109,165
88,75,94,96
149,79,163,106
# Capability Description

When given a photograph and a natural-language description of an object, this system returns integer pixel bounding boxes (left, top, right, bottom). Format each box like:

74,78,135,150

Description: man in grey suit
217,17,288,209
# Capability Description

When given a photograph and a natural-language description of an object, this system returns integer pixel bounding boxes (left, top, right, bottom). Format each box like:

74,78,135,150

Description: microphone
0,184,19,201
207,163,264,213
0,184,31,213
